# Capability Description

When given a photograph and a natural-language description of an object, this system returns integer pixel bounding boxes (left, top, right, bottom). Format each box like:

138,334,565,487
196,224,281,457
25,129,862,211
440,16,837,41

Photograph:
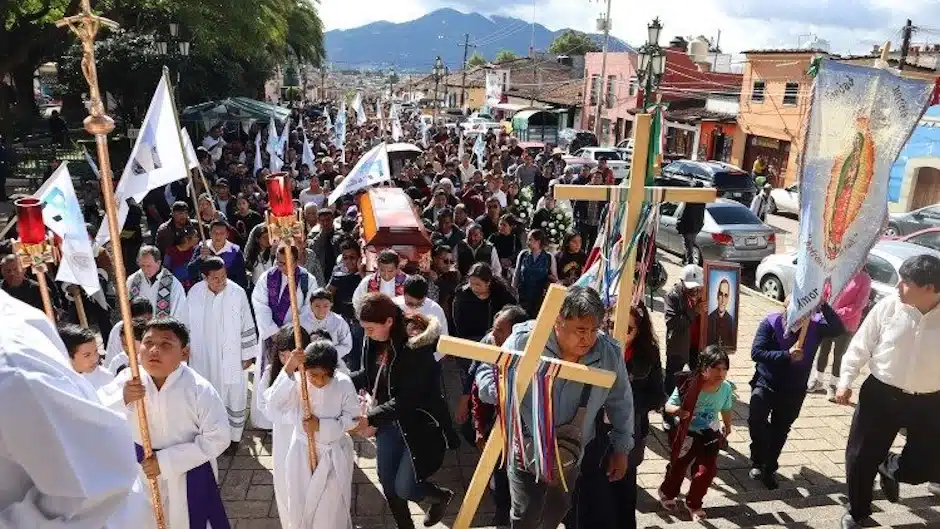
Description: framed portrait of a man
700,261,741,352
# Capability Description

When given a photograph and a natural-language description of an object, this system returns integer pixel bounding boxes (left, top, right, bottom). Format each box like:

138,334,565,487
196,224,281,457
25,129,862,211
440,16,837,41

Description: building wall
581,52,638,144
731,52,816,186
698,121,738,162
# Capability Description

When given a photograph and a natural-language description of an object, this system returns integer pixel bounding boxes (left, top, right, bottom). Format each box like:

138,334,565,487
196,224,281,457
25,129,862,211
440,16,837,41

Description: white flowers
549,222,555,228
551,229,557,234
541,221,548,227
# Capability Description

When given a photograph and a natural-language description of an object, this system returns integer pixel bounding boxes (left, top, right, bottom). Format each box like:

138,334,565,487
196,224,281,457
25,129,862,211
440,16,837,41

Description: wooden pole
69,285,89,328
56,3,166,527
163,67,206,242
34,271,56,323
283,243,318,471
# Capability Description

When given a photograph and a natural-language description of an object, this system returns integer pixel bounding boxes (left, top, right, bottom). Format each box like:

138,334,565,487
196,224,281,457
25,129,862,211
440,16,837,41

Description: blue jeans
376,424,427,501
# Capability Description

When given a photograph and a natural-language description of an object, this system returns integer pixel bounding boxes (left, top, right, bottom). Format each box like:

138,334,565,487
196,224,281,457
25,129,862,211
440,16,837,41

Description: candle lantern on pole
265,173,318,471
12,197,56,321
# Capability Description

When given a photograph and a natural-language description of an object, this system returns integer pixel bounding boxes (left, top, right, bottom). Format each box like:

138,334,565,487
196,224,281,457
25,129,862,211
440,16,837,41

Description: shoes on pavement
687,505,707,522
749,467,764,480
658,488,678,511
490,511,510,527
423,486,454,527
841,512,862,529
878,463,900,503
807,375,823,393
761,472,779,490
826,385,838,402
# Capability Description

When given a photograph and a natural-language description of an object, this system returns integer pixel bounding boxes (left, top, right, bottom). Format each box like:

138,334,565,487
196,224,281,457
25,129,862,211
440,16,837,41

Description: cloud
717,0,891,30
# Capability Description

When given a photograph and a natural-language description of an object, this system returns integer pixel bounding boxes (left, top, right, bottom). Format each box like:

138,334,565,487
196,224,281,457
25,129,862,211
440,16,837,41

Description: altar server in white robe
0,290,151,528
99,318,231,529
187,257,258,449
250,245,317,429
310,288,353,360
265,339,360,529
105,297,154,366
351,249,409,315
125,246,188,325
59,324,114,389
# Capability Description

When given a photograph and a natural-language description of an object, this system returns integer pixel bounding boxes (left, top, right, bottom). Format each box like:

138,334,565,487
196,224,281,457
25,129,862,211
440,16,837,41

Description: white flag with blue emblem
328,143,389,204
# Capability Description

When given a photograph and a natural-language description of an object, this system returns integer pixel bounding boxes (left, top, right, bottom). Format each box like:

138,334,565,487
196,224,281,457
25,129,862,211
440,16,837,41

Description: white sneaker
807,374,824,393
826,385,837,402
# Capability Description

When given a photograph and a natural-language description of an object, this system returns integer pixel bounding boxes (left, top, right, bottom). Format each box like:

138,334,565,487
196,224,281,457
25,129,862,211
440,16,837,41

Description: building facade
581,51,638,145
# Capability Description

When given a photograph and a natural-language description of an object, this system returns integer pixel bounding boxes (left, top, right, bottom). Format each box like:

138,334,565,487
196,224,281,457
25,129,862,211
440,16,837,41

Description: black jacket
676,203,706,235
664,282,698,360
350,317,458,481
451,282,517,341
627,349,666,442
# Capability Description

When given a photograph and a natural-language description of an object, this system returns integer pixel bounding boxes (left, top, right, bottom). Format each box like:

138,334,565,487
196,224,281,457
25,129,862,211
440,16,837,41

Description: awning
180,97,292,134
512,110,559,131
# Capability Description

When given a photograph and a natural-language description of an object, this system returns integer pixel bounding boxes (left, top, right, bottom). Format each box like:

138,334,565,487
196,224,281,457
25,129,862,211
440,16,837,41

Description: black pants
664,348,699,399
846,377,940,521
748,385,805,473
578,222,599,251
681,232,699,265
565,434,645,529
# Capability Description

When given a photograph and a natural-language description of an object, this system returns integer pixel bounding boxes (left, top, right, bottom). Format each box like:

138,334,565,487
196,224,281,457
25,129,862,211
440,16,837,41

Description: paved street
218,252,940,529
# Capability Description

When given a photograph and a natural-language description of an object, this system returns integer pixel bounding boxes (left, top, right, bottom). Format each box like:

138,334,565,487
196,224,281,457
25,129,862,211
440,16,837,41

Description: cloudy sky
318,0,940,56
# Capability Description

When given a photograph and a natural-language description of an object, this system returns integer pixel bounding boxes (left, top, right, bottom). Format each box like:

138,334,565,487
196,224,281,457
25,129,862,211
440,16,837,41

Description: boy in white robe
108,318,148,376
125,245,188,325
250,245,317,430
0,291,151,528
105,297,153,366
59,324,114,389
187,257,258,452
99,318,231,529
310,288,353,360
265,339,361,529
351,249,408,315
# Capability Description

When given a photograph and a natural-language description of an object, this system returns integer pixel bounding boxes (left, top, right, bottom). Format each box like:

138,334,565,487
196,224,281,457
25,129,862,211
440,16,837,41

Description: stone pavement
219,252,940,528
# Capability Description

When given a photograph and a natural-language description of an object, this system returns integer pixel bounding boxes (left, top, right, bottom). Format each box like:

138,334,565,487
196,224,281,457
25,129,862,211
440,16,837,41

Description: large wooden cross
554,113,717,346
439,284,617,529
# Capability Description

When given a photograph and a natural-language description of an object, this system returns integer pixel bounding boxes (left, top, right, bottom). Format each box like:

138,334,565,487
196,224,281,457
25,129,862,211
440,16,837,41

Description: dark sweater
750,303,845,393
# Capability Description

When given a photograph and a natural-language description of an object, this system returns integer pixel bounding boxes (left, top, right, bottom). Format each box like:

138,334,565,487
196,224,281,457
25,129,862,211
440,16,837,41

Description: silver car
755,240,940,303
658,199,776,265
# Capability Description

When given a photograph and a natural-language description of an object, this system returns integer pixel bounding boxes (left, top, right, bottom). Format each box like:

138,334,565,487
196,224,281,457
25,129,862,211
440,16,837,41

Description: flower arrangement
508,185,534,226
542,206,574,247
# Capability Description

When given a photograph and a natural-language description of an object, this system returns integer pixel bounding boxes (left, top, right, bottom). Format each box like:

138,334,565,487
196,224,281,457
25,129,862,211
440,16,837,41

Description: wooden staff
34,270,56,322
69,285,89,328
57,3,166,527
161,67,207,243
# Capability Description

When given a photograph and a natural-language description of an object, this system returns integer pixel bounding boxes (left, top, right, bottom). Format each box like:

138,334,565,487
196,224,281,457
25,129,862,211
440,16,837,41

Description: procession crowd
1,101,939,529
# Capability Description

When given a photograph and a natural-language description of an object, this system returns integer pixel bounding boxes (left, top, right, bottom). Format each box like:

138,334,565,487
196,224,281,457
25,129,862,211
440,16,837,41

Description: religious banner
785,60,933,329
485,71,502,106
328,143,390,204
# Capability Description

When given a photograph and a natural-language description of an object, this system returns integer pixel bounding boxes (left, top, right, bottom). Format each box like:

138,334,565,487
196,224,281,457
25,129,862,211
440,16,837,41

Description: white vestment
0,290,150,528
126,268,188,326
310,312,353,359
187,279,258,442
84,366,115,390
249,266,317,429
105,321,124,366
257,365,294,529
351,275,399,315
99,365,230,529
264,370,358,529
109,351,130,376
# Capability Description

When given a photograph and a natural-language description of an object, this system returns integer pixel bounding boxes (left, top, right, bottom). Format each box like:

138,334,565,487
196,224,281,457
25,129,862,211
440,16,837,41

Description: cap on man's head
681,264,704,289
172,201,190,212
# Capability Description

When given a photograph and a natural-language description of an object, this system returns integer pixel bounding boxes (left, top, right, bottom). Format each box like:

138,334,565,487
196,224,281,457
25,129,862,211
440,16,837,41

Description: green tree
548,30,600,55
494,49,518,63
466,51,486,68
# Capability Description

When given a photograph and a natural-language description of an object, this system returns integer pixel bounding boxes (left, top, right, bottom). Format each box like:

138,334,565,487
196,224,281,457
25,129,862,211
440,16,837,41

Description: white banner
181,127,200,170
328,143,390,204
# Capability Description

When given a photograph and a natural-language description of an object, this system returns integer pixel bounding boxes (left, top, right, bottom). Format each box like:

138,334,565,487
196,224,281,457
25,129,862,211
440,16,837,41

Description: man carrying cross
475,286,634,528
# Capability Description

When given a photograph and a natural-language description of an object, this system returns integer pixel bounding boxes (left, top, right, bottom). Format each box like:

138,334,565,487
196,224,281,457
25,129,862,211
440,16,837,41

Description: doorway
911,166,940,210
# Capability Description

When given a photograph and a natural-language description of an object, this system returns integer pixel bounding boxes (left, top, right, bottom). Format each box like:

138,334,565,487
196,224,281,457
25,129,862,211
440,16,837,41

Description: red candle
15,197,46,245
266,174,294,218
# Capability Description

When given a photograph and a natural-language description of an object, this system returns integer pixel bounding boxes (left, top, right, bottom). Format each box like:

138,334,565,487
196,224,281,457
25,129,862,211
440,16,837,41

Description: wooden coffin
358,187,432,269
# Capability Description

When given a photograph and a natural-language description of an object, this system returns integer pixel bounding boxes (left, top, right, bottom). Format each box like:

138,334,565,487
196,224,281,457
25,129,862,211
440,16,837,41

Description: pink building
581,52,639,145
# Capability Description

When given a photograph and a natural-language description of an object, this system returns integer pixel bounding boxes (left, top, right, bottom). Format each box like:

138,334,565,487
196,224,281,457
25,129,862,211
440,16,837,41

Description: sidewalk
219,252,940,528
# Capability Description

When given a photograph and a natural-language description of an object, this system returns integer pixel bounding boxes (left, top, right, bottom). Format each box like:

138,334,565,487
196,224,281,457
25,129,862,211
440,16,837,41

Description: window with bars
590,75,600,106
783,82,799,105
606,75,617,108
751,80,766,103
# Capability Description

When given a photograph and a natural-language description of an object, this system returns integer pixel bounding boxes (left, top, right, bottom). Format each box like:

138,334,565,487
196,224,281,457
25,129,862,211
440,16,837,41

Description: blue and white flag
353,92,367,126
786,60,933,329
254,132,263,176
35,163,102,296
324,106,333,136
473,133,486,170
328,143,390,204
302,131,316,170
266,116,283,172
334,101,347,162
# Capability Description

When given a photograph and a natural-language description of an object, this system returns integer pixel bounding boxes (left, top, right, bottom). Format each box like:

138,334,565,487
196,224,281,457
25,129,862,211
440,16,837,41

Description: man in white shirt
0,290,151,528
202,125,226,162
393,275,449,361
836,254,940,529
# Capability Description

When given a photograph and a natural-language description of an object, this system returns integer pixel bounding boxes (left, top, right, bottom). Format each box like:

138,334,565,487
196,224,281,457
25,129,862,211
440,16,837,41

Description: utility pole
593,0,612,141
320,66,326,101
458,33,475,108
900,19,914,71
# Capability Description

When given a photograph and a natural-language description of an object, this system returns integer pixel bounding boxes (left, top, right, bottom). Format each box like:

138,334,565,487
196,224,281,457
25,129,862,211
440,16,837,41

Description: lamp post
433,56,444,121
592,0,612,140
156,22,190,106
636,17,666,110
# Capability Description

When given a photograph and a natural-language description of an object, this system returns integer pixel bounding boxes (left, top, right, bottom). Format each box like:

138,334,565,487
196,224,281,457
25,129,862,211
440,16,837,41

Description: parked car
461,114,502,135
558,128,598,153
755,240,940,305
573,147,630,181
885,203,940,237
657,199,776,265
615,138,634,172
768,182,800,216
661,160,758,206
896,227,940,252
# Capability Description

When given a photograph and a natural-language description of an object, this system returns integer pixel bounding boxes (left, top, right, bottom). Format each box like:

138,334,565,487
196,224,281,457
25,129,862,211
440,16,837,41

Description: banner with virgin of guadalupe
785,60,934,329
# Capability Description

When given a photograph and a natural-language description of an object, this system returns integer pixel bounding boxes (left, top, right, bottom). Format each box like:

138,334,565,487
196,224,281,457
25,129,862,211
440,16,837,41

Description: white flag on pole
328,143,390,204
302,131,316,170
473,133,486,170
181,127,200,170
376,101,385,133
324,106,333,136
254,132,263,176
421,120,429,149
392,117,402,141
353,92,367,126
266,116,284,172
457,130,465,160
278,117,291,154
334,101,347,163
95,74,187,246
36,163,102,296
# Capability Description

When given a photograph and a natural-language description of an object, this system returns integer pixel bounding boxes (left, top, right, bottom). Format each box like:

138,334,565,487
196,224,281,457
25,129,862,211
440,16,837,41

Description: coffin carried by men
358,187,433,271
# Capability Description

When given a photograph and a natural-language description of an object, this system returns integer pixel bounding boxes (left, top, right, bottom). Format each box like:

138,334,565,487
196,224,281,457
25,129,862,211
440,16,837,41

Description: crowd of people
1,100,939,529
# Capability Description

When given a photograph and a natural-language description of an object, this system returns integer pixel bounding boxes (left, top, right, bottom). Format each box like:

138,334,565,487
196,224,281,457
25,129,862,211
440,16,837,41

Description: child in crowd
311,328,350,375
266,340,361,528
107,318,149,376
263,325,312,529
99,318,230,529
658,346,734,522
59,324,113,390
105,296,153,365
310,288,353,360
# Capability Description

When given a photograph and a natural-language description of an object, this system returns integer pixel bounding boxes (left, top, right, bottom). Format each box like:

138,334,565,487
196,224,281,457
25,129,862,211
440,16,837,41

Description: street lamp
433,56,444,120
636,17,666,110
155,23,190,105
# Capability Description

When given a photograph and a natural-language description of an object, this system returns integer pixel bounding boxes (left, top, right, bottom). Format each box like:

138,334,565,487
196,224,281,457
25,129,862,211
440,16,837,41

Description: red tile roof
658,47,743,100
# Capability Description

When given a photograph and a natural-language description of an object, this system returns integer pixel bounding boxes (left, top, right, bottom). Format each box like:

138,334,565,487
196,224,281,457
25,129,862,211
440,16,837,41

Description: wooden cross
554,113,718,346
439,284,617,529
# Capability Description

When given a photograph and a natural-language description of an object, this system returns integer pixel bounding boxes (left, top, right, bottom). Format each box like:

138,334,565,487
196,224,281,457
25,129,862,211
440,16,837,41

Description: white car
615,139,634,171
768,183,800,216
573,147,629,181
460,115,502,135
755,240,940,304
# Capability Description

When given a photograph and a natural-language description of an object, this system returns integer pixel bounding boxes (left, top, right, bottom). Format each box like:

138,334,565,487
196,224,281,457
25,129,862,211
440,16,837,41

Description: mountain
324,8,632,71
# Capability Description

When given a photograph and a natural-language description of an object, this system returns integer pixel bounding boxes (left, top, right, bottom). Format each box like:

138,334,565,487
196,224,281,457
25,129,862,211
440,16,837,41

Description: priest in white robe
351,249,408,315
125,245,188,325
187,257,258,448
99,319,231,529
0,290,151,528
250,245,317,429
264,341,359,529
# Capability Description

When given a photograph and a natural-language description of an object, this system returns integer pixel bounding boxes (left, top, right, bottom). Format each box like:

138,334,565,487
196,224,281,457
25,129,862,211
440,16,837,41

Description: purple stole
266,268,297,327
135,444,230,529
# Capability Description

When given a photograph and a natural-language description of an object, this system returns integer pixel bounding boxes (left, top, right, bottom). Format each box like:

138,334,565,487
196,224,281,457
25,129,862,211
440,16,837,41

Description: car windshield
713,171,755,189
708,204,763,225
593,151,621,162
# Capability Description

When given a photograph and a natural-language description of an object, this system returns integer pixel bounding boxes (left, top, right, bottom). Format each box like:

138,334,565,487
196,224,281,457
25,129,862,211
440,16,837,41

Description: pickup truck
572,147,630,181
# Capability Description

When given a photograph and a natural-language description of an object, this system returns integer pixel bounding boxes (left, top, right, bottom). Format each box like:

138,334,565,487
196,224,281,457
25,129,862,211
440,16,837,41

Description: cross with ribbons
439,284,617,529
554,113,717,346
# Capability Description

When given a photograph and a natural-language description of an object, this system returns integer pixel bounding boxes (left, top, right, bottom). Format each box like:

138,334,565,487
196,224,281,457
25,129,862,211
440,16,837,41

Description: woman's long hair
358,293,409,347
465,262,514,301
629,302,660,380
244,224,270,269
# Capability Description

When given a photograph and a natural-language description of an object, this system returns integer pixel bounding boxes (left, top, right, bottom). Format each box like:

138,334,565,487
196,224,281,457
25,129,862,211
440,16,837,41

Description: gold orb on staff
56,1,166,527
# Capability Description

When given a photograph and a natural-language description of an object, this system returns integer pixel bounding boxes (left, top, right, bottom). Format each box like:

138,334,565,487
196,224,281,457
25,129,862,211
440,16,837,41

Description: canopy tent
180,97,292,138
